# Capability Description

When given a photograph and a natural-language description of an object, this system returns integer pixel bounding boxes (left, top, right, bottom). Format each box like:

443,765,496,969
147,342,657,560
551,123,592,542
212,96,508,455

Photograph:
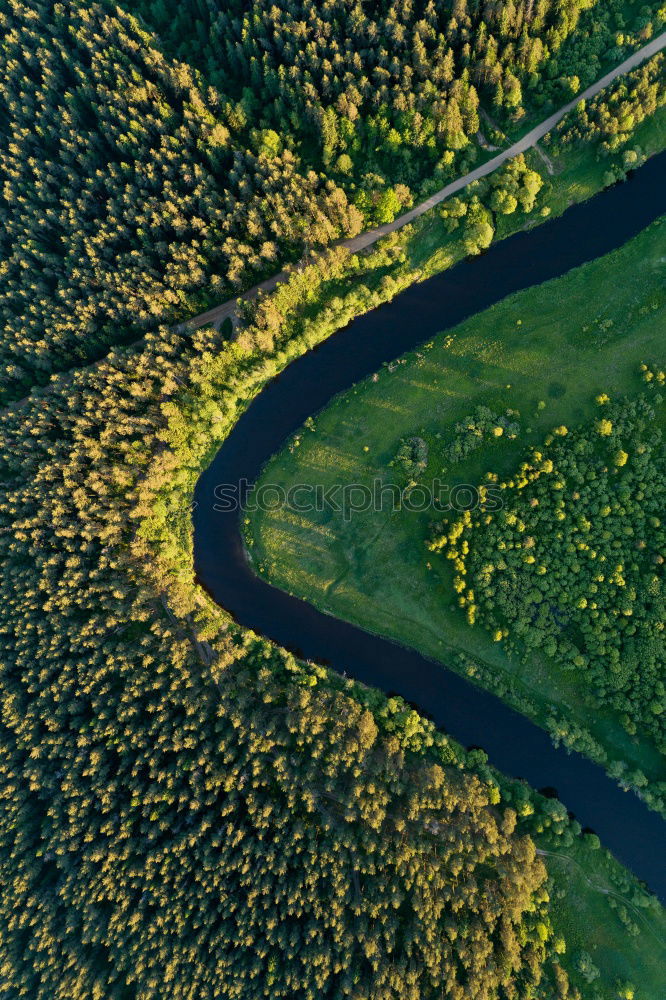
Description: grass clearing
540,837,666,997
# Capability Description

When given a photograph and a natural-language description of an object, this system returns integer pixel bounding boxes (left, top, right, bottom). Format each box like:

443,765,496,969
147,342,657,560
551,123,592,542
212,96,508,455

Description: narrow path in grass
536,849,666,951
183,31,666,332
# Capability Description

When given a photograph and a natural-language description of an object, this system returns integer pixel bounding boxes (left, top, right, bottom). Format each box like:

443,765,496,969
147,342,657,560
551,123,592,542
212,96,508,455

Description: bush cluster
444,404,522,465
431,393,665,748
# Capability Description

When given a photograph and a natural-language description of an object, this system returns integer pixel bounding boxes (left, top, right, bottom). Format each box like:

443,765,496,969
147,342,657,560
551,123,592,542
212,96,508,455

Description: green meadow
247,217,666,791
540,835,666,998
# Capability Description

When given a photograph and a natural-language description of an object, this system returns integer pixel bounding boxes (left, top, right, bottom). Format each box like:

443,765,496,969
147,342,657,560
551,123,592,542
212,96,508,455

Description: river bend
194,152,666,901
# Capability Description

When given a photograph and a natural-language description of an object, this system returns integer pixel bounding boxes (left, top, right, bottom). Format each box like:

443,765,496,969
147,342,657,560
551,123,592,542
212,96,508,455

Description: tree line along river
194,151,666,902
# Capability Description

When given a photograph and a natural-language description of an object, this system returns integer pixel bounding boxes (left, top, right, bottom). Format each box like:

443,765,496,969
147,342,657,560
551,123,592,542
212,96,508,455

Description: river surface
194,152,666,902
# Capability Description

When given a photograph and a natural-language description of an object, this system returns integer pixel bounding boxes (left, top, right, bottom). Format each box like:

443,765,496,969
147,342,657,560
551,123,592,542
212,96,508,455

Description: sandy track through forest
183,31,666,332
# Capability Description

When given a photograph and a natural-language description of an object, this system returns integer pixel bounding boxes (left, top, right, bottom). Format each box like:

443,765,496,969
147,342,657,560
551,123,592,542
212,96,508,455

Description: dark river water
194,151,666,902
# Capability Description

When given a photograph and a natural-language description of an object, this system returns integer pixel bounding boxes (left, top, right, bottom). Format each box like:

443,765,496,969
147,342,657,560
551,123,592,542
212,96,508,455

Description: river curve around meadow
193,151,666,901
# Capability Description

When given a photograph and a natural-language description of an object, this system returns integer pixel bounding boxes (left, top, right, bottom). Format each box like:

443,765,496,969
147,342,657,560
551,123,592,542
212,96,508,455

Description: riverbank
183,40,666,332
247,218,666,812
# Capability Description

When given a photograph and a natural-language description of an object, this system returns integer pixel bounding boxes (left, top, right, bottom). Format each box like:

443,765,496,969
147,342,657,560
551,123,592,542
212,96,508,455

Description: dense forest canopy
127,0,663,188
0,0,361,398
0,321,565,1000
1,0,663,399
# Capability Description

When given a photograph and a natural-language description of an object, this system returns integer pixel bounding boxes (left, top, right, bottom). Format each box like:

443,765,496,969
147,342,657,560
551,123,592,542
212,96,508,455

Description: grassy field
247,216,666,790
539,835,666,997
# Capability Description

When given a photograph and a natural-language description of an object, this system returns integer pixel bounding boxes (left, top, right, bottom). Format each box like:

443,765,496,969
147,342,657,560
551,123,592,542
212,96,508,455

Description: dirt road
183,32,666,331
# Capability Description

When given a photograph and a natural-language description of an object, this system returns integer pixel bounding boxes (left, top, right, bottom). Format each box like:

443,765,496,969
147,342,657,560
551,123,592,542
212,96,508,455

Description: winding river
194,151,666,902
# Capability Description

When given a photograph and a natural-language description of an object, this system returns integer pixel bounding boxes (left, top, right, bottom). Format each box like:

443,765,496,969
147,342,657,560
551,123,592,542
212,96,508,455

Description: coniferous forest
2,0,662,398
1,1,665,997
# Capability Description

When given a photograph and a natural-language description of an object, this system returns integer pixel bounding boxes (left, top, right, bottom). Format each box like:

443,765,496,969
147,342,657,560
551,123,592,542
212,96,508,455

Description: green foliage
392,435,429,479
440,149,546,240
1,0,660,402
575,949,601,983
354,180,413,226
0,1,361,399
464,197,496,254
489,155,545,214
1,3,666,995
125,0,663,194
552,52,666,155
641,360,666,386
0,301,563,999
433,394,666,748
444,405,521,465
